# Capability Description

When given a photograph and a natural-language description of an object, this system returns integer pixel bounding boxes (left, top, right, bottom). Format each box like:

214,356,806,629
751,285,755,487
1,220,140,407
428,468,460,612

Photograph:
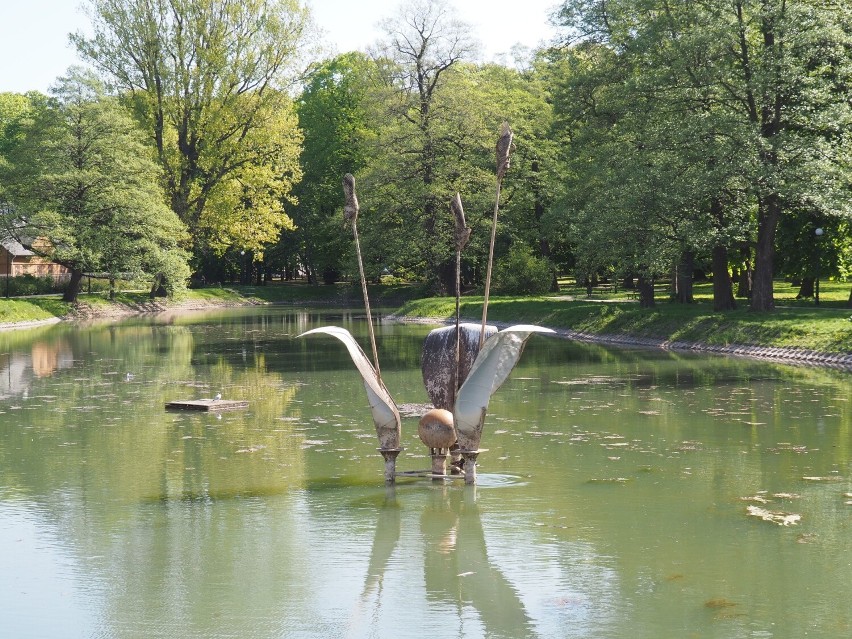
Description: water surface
1,308,850,638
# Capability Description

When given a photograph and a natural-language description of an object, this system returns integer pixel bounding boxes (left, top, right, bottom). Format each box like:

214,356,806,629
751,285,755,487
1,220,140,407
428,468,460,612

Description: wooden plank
165,399,249,412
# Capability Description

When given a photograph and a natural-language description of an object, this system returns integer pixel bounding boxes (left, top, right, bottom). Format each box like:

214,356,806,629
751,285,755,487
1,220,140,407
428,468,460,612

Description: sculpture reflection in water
299,124,553,484
350,487,534,638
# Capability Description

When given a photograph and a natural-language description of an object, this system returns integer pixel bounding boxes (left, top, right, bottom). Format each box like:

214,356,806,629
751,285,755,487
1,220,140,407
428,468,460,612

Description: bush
4,274,65,296
492,245,553,295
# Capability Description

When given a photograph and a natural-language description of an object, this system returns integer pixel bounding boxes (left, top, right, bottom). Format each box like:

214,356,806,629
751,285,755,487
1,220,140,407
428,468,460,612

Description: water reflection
0,308,850,638
0,335,74,400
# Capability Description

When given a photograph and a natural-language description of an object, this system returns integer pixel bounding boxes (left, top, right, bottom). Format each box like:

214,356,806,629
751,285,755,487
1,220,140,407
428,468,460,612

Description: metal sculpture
299,123,552,484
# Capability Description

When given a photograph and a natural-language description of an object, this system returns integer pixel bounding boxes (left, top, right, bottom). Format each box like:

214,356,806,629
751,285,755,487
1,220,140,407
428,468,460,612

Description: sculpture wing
298,326,401,449
454,325,554,451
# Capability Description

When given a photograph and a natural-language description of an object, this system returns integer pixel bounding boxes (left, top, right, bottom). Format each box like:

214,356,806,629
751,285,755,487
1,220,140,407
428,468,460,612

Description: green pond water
0,307,850,639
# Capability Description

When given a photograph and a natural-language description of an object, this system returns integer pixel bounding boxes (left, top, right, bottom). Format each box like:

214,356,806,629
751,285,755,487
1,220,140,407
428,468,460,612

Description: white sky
0,0,561,94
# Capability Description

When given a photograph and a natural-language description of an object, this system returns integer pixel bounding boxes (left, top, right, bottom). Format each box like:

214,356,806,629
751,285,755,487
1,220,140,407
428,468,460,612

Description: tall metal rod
480,123,513,350
450,193,470,404
352,218,381,379
343,173,381,380
454,245,462,401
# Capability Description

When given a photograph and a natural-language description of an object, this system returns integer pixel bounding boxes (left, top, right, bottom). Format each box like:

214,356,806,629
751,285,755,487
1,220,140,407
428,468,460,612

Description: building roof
0,237,35,257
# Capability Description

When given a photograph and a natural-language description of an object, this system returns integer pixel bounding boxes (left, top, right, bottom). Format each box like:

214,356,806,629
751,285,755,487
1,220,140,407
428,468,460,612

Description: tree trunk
711,245,736,311
737,243,752,298
750,194,781,311
637,274,655,308
109,276,116,300
847,286,852,308
675,250,695,304
796,277,815,300
150,273,167,298
62,269,84,303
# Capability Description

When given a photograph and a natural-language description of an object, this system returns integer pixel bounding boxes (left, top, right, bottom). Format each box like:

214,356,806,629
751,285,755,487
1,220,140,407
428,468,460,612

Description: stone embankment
387,314,852,371
4,301,850,371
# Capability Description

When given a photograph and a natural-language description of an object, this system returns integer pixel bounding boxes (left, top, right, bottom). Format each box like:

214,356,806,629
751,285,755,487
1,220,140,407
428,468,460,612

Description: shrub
492,245,553,295
4,274,64,296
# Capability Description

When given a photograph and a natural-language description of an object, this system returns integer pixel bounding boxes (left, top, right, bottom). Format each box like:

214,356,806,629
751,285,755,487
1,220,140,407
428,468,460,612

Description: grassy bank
0,281,425,325
2,280,851,355
397,293,852,353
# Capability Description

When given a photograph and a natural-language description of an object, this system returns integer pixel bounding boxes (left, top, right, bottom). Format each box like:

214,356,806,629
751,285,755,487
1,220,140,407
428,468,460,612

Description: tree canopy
73,0,311,271
0,71,191,301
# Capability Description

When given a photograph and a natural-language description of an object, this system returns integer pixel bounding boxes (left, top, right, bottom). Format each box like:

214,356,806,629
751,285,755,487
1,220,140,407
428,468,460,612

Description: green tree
0,72,191,302
551,0,852,311
73,0,310,272
361,0,480,291
283,53,374,285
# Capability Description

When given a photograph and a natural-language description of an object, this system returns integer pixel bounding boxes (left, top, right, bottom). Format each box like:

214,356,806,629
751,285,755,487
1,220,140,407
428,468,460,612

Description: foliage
547,0,852,311
281,53,374,284
3,274,66,297
73,0,310,267
0,71,191,301
492,244,553,295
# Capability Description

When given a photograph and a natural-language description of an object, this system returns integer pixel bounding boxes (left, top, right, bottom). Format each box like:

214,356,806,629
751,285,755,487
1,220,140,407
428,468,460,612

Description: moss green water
1,307,850,638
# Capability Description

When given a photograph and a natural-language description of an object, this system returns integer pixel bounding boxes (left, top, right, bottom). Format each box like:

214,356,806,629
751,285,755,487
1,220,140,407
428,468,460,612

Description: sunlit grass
0,297,71,324
2,278,850,353
398,286,852,353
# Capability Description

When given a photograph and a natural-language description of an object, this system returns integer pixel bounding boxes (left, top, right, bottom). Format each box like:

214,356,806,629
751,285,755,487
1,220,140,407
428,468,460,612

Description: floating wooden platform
165,399,249,412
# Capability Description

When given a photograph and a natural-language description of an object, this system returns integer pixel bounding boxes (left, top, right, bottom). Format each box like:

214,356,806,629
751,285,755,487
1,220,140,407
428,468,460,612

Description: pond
0,307,850,638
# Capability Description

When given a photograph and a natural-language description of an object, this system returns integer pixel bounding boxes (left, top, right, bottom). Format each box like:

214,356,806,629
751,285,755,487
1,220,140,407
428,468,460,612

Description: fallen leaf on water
235,445,266,454
705,598,737,609
746,505,801,526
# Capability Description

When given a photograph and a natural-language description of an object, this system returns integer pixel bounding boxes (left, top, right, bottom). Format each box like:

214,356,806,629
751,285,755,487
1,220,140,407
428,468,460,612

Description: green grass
397,290,852,353
0,297,72,324
2,279,851,354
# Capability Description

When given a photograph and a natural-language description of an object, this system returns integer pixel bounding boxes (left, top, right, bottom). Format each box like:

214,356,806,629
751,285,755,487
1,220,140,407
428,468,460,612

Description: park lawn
0,297,72,324
2,279,851,354
396,291,852,354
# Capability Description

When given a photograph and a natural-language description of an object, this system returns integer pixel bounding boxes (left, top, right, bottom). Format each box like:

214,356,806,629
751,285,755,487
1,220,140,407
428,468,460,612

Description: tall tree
0,72,191,302
364,0,479,291
284,53,374,285
551,0,852,311
73,0,310,270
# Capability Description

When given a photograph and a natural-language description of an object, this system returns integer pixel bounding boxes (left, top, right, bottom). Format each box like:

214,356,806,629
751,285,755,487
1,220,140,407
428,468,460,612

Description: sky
0,0,561,94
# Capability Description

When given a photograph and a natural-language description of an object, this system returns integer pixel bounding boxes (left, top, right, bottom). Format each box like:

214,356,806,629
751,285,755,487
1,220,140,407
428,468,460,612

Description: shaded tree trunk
675,250,695,304
711,245,736,311
150,273,167,298
737,243,753,298
847,287,852,309
62,269,84,303
637,274,655,308
532,160,559,292
750,193,780,311
796,277,815,299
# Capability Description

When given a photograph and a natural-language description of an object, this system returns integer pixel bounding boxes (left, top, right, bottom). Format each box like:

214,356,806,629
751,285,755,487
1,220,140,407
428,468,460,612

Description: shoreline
386,314,852,371
2,298,851,371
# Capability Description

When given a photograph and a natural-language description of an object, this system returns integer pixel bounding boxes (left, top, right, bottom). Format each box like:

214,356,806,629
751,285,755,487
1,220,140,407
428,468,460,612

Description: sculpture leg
461,451,480,485
379,448,402,484
431,448,448,479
